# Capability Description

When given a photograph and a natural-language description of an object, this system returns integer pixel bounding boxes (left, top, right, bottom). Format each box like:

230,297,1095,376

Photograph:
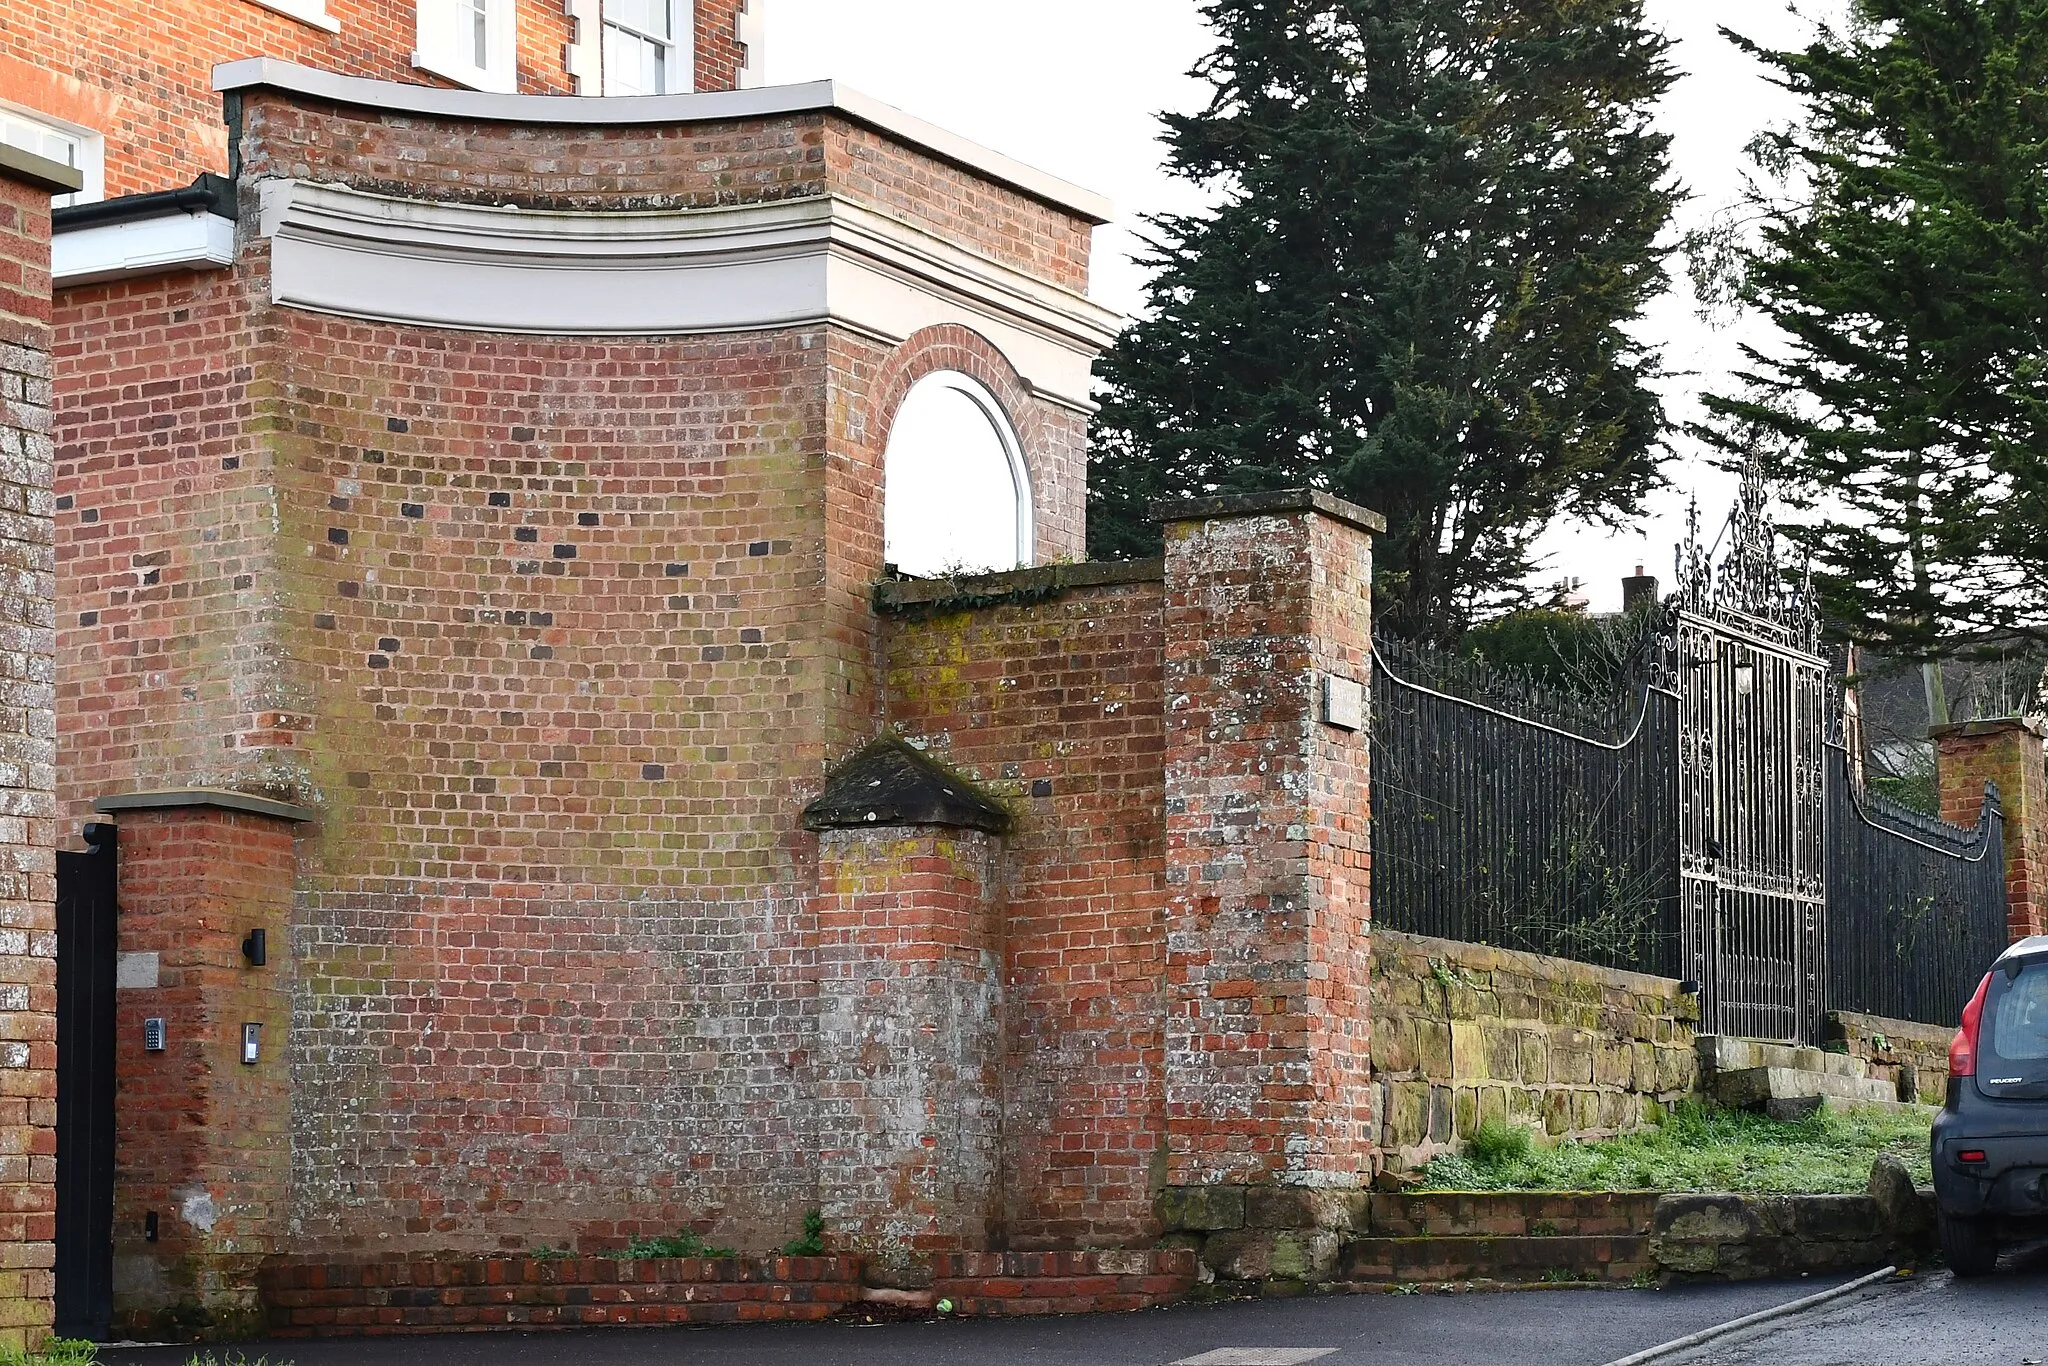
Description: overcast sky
765,1,1840,613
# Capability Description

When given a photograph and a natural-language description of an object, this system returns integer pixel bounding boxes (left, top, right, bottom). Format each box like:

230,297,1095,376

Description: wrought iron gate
1670,474,1831,1044
55,823,116,1341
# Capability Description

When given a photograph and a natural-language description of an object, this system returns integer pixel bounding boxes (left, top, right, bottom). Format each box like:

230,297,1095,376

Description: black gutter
52,173,237,232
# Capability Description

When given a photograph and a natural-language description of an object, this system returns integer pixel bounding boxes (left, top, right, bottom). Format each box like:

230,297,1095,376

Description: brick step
1364,1190,1659,1239
1697,1035,1870,1081
1713,1066,1901,1112
1338,1234,1651,1285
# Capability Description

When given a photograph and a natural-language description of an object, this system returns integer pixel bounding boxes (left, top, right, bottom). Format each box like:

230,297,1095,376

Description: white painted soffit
212,57,1115,226
54,211,236,287
258,180,1121,411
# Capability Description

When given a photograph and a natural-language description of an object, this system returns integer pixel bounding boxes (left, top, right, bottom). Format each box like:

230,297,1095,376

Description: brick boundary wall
256,1249,1197,1334
1932,718,2047,941
0,144,77,1352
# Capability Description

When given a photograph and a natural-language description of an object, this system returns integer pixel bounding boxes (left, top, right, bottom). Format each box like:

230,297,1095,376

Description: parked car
1932,934,2048,1276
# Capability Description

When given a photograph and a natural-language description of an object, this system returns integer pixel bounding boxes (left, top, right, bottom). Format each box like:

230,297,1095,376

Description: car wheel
1939,1208,1999,1277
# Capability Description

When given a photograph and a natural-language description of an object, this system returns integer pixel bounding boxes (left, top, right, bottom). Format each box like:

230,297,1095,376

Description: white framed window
414,0,518,94
602,0,692,95
0,103,103,208
883,371,1034,579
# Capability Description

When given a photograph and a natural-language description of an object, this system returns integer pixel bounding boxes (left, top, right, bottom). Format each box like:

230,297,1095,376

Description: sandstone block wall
1371,930,1699,1171
1825,1009,1950,1107
0,153,68,1350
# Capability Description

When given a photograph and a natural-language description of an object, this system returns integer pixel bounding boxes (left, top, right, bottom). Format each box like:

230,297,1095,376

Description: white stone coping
211,58,1115,225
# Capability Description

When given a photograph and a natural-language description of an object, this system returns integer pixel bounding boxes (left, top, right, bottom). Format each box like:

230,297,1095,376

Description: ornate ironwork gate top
1674,455,1821,656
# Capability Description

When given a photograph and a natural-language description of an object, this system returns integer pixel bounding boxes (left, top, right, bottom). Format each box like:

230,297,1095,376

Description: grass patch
1413,1100,1934,1194
0,1342,97,1366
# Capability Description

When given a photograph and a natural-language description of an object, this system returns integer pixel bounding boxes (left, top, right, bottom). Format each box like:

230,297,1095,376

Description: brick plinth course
1933,718,2047,941
258,1254,865,1336
928,1249,1197,1316
0,148,72,1350
1372,931,1700,1172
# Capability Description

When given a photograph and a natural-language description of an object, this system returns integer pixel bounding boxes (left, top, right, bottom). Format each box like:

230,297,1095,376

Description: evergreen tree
1701,0,2048,658
1090,0,1680,641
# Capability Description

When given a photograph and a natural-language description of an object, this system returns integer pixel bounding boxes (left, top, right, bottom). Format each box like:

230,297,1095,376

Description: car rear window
1980,958,2048,1096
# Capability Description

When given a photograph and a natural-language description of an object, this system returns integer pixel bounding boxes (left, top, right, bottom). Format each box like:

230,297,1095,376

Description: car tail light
1959,1150,1988,1164
1952,973,1993,1077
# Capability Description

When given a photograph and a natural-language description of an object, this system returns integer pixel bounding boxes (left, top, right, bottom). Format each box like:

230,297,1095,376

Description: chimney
1622,564,1659,614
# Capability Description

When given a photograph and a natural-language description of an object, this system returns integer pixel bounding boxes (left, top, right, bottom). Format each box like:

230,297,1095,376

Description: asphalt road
1671,1244,2048,1365
96,1279,1833,1366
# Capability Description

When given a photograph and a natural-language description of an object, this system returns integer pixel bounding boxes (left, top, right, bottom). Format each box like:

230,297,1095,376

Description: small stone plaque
115,951,160,990
1323,673,1366,731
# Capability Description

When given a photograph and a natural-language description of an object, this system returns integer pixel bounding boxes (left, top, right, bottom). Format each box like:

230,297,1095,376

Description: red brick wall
50,86,1107,1270
109,805,299,1338
694,0,752,93
0,167,61,1351
0,169,58,1349
814,829,1001,1258
881,574,1167,1248
1159,501,1376,1190
0,1,579,202
1935,719,2048,941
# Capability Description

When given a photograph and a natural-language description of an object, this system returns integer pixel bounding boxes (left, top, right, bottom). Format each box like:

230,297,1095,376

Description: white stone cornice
258,180,1121,411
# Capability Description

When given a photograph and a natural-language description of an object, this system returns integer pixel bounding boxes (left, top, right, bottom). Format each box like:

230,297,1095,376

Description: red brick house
9,0,1386,1342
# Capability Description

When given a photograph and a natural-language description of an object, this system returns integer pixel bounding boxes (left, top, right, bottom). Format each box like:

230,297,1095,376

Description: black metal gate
55,823,116,1341
1670,474,1831,1044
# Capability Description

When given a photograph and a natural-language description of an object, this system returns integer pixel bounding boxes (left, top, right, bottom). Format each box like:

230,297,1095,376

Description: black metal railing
1825,748,2007,1028
1370,637,1683,977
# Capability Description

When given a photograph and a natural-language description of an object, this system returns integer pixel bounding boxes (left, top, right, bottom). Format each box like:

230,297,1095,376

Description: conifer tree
1702,0,2048,657
1090,0,1680,641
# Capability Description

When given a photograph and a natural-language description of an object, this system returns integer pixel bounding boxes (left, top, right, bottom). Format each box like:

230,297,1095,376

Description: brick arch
865,325,1051,537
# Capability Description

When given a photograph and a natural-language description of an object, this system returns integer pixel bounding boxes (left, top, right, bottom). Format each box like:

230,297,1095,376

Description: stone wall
1371,931,1699,1171
0,146,72,1350
1826,1009,1952,1106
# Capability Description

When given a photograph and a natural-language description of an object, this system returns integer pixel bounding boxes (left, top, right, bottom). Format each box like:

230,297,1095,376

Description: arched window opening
883,371,1032,578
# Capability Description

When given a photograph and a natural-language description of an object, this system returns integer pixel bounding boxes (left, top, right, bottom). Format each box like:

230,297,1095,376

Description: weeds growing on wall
1414,1099,1933,1194
781,1208,827,1256
608,1229,739,1260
